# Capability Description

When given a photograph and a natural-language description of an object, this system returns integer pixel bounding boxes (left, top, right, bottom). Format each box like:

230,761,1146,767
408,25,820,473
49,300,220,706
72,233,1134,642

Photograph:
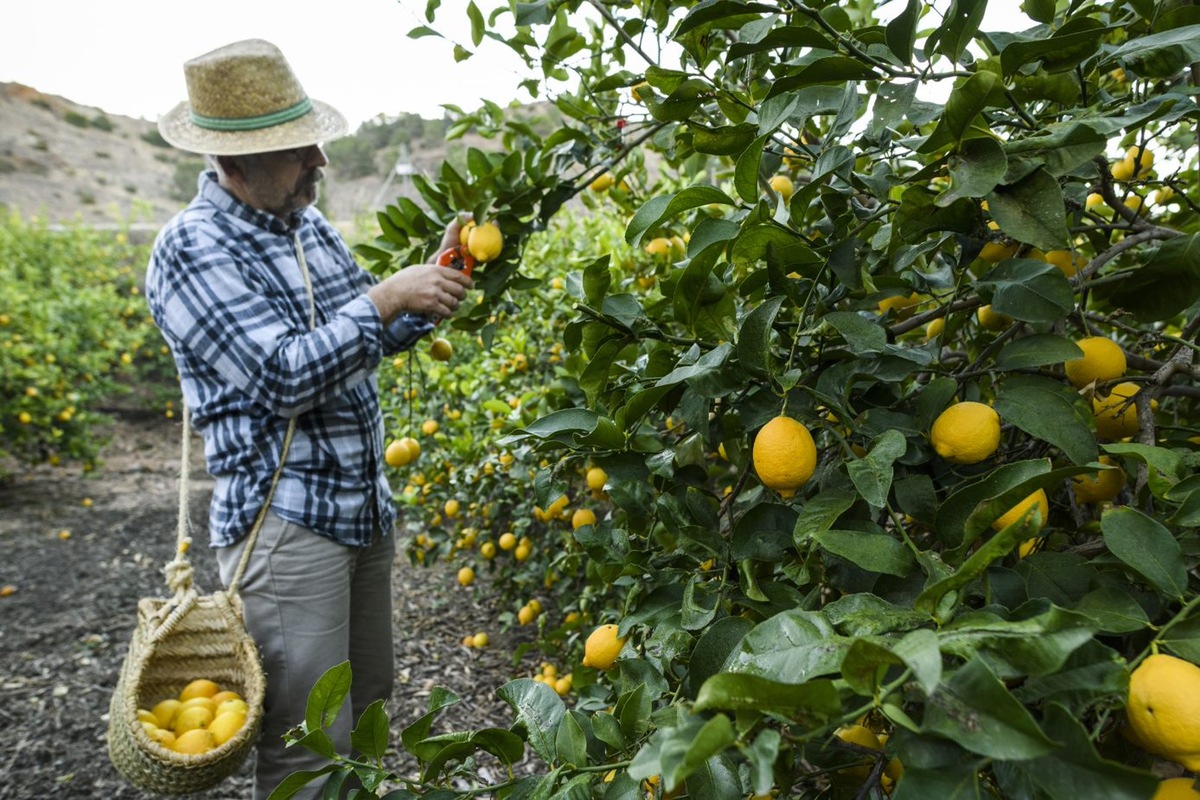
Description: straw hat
157,39,348,156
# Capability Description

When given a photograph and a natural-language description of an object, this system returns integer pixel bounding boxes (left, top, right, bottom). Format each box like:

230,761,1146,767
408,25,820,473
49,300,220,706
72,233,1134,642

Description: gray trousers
217,512,396,800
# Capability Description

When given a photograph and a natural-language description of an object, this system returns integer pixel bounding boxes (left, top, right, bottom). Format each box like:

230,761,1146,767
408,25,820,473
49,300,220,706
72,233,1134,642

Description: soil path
0,411,529,800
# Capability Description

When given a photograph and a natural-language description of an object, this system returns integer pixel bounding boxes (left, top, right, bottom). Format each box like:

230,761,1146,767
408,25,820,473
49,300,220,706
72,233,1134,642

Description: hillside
0,81,533,229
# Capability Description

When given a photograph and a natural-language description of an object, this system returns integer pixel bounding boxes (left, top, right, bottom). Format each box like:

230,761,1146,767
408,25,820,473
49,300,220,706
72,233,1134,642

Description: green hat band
190,98,313,132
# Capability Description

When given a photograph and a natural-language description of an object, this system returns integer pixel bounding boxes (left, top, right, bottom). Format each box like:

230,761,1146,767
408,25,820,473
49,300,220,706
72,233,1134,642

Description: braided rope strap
107,231,316,794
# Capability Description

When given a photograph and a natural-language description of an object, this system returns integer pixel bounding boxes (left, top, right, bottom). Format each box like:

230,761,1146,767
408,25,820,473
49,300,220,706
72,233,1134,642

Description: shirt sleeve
148,233,384,419
383,312,435,354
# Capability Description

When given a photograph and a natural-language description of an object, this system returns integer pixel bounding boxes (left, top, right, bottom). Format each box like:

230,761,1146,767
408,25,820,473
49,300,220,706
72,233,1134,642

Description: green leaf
1023,0,1055,22
582,255,611,305
1074,587,1151,634
841,637,903,696
1101,506,1188,600
885,0,919,62
892,187,978,247
815,529,918,577
918,71,1000,154
824,311,887,354
824,593,930,637
926,0,987,64
1103,442,1184,487
938,606,1098,676
400,687,460,758
1160,614,1200,663
305,661,351,732
765,57,879,100
732,502,798,561
350,700,389,760
846,429,908,508
1003,121,1109,177
923,656,1058,759
734,135,769,203
725,609,851,683
793,489,857,548
738,296,784,380
1106,23,1200,77
628,715,737,792
691,122,758,156
895,628,944,696
934,460,1051,549
939,136,1007,205
687,616,756,697
986,168,1070,250
995,334,1083,371
976,258,1075,324
694,673,841,718
998,17,1107,75
496,678,566,762
555,711,588,767
1013,703,1158,798
1098,233,1200,322
675,1,777,36
994,382,1098,465
625,186,736,247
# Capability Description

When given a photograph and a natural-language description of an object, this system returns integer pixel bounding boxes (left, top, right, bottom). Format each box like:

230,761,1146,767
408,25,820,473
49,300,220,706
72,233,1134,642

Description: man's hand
369,263,474,322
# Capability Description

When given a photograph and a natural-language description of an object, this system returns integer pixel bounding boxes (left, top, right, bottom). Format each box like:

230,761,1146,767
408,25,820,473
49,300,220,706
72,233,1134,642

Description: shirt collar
197,170,305,235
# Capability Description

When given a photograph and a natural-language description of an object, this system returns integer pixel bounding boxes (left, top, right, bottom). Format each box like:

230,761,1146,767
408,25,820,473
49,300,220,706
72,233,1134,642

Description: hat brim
157,98,349,156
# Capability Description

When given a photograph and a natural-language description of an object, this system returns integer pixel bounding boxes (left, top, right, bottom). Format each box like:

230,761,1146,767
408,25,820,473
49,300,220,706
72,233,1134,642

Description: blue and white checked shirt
146,171,431,548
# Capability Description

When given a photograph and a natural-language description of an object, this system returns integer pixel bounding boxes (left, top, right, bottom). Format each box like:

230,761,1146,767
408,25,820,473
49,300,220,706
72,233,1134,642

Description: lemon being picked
582,623,626,670
930,401,1001,465
1153,778,1200,799
1126,653,1200,771
1065,336,1126,388
466,222,503,262
751,415,817,499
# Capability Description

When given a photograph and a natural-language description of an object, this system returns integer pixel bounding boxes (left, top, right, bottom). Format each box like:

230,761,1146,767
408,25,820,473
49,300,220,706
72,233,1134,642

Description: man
146,39,472,799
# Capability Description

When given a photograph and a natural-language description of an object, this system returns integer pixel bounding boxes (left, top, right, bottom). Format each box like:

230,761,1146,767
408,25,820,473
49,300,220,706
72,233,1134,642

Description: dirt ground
0,410,536,800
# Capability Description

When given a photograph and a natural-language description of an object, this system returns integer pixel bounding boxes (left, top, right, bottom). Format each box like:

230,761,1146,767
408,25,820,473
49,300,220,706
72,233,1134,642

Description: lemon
1153,778,1200,799
210,690,241,707
751,416,817,499
498,532,517,551
1086,192,1105,209
1071,456,1125,504
385,439,415,468
480,541,497,559
546,494,570,519
216,698,249,718
1093,382,1145,440
585,466,607,491
572,508,597,530
877,292,921,319
554,675,573,696
179,678,220,702
174,705,214,735
514,543,531,561
458,220,476,246
430,337,453,361
472,632,489,648
457,566,475,586
172,728,217,755
209,710,247,746
517,604,536,625
834,724,882,779
147,727,176,749
589,172,615,192
1043,249,1086,277
1065,337,1126,388
924,317,945,341
979,239,1018,262
645,237,671,258
1125,144,1155,176
1126,654,1200,771
582,623,625,670
1111,156,1137,182
930,401,1001,465
976,305,1012,331
467,222,504,262
422,419,440,436
991,489,1049,532
768,174,794,202
151,698,182,729
444,498,460,518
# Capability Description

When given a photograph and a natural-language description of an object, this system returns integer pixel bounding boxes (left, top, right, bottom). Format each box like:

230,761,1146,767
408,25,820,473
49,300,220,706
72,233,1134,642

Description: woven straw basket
107,581,265,794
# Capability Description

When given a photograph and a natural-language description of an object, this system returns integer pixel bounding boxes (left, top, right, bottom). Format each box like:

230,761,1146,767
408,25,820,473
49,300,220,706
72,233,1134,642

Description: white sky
1,0,1029,130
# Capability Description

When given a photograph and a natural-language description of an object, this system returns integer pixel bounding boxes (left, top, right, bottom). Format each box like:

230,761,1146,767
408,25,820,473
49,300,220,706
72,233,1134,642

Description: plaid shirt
146,171,430,548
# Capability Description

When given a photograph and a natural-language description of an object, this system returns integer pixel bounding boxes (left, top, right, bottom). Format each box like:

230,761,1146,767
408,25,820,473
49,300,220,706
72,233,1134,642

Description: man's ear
215,155,244,181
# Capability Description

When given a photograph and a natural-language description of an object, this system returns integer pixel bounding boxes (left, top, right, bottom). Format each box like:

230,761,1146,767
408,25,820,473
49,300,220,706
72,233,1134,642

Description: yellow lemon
430,337,453,361
385,439,413,468
517,604,536,625
172,728,217,755
924,317,945,341
585,466,607,491
645,237,671,258
1043,249,1086,277
1125,144,1155,176
173,705,214,736
992,489,1050,532
1111,156,1137,182
137,709,158,726
466,222,504,262
148,728,176,749
1071,456,1125,505
572,508,597,530
151,698,182,729
1093,382,1146,440
768,174,794,202
582,623,625,670
979,239,1019,262
1127,654,1200,771
209,710,247,746
498,532,517,551
457,566,475,586
554,675,573,696
546,494,570,519
209,690,241,707
877,292,921,319
514,543,531,561
472,632,489,648
480,541,497,559
834,724,883,779
751,416,817,499
444,498,460,518
178,678,220,702
1065,337,1126,388
976,304,1012,332
589,172,615,192
930,401,1001,465
216,698,249,718
1153,778,1200,799
422,419,440,436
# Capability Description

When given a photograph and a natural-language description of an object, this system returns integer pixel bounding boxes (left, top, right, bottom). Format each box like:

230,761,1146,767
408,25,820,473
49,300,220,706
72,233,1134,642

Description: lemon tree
287,2,1200,799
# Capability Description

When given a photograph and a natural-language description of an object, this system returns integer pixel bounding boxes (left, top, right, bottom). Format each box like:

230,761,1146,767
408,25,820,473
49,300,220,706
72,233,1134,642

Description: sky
1,0,1030,131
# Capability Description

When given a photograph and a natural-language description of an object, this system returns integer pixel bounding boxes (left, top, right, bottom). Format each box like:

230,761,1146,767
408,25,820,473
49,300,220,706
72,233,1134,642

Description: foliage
332,1,1200,798
0,213,174,471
